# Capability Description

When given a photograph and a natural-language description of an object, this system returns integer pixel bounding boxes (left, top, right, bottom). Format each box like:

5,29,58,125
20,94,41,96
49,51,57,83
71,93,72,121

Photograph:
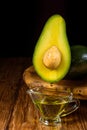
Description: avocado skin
65,45,87,80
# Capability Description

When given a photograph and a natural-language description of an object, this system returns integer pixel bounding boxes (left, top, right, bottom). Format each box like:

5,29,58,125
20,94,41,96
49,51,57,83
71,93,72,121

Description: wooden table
0,58,87,130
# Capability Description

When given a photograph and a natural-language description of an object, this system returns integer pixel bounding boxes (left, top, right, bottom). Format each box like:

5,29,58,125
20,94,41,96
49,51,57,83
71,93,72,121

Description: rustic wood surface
23,66,87,100
0,58,87,130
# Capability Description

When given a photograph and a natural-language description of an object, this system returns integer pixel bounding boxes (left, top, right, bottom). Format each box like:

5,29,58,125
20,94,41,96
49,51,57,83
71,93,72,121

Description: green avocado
65,45,87,80
33,14,71,83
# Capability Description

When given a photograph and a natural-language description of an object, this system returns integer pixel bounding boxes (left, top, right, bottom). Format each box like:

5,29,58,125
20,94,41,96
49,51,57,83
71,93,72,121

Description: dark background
1,1,87,57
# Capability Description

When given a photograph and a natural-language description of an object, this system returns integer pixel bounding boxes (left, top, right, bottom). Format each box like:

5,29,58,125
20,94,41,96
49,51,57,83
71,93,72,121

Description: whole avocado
65,45,87,80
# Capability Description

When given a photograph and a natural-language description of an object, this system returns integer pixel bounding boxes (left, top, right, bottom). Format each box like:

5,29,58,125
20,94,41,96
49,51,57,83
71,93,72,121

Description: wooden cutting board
23,66,87,100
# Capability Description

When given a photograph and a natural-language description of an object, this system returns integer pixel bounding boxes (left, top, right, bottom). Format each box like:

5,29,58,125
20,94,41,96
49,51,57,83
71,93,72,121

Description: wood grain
0,58,87,130
0,58,31,130
23,66,87,100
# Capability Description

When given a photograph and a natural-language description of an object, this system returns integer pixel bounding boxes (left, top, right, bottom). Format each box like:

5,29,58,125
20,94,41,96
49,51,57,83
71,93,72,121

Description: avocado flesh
33,14,71,83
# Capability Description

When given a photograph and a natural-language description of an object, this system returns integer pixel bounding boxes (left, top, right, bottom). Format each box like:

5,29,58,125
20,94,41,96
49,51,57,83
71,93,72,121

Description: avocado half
33,14,71,83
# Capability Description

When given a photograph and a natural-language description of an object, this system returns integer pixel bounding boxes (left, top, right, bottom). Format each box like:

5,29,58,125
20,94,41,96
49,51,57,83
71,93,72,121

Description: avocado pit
43,46,62,70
